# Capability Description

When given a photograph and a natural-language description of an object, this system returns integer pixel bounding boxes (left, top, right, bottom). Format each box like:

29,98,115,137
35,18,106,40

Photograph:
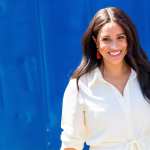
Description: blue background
0,0,149,150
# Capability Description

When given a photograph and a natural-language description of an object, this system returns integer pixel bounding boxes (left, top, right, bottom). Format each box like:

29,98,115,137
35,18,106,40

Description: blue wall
0,0,149,150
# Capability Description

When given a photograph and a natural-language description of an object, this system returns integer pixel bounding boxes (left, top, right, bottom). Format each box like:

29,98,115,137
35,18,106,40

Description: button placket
120,82,135,139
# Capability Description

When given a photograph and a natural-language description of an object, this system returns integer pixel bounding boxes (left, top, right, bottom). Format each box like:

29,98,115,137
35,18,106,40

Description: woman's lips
108,50,122,56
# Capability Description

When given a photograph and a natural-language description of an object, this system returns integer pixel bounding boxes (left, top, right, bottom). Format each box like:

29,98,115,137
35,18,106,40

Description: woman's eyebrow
117,33,126,36
100,33,126,38
100,35,111,38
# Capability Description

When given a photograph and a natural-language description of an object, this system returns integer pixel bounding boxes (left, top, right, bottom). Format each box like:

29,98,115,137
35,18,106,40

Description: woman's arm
60,79,86,150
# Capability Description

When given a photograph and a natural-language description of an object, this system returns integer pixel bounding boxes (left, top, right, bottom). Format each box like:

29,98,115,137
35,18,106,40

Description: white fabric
60,67,150,150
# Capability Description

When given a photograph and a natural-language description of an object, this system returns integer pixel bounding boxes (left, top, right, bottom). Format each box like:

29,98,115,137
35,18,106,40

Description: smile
108,50,122,56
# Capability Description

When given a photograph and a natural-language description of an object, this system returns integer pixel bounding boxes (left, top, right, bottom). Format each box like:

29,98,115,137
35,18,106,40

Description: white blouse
60,67,150,150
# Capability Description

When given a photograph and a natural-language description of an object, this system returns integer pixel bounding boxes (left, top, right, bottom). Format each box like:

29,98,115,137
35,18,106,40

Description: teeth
109,51,121,56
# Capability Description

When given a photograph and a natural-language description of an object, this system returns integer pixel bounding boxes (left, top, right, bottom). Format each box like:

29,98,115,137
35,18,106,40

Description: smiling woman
60,6,150,150
93,21,128,65
92,21,130,95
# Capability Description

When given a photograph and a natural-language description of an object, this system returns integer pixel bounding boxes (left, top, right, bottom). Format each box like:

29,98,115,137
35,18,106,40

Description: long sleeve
60,79,86,150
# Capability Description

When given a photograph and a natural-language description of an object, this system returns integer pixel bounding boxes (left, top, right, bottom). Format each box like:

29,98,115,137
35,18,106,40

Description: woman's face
96,22,128,66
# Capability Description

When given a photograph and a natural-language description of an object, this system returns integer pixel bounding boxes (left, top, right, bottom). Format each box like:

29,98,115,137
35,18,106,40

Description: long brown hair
71,7,150,103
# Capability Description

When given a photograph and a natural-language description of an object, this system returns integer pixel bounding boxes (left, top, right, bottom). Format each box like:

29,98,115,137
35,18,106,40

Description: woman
60,7,150,150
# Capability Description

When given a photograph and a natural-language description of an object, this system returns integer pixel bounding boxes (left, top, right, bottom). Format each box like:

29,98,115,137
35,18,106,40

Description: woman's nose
110,41,119,50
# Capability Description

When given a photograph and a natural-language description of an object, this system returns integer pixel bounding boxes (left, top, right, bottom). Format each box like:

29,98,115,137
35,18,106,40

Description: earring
96,51,101,59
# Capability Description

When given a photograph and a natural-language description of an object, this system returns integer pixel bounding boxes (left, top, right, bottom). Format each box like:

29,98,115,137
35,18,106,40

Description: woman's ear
92,36,97,44
92,36,99,49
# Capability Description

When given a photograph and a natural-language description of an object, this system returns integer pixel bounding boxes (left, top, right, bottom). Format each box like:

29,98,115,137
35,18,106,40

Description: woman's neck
100,61,130,79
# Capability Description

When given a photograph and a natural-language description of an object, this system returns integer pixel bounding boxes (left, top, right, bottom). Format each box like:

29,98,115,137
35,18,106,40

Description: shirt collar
88,67,137,88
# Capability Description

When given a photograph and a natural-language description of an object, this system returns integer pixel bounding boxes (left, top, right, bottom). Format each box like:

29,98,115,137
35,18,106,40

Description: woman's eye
118,35,126,40
102,38,110,41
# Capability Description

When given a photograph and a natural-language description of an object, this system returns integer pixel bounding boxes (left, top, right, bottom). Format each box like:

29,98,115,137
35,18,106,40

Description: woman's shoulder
68,67,99,89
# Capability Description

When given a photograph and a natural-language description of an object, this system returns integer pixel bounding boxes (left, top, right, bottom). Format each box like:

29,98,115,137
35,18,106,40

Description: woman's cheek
99,47,109,54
